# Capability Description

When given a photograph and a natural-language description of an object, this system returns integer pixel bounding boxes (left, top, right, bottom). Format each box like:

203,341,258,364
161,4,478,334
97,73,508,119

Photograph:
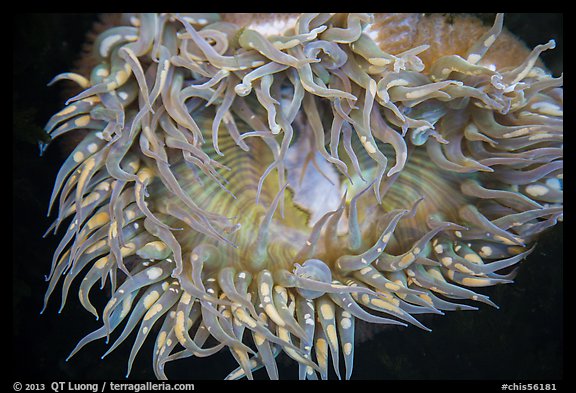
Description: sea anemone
40,13,563,379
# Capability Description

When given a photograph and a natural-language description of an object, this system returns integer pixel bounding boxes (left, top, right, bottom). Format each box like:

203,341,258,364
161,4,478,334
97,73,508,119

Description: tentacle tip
46,78,58,87
38,142,50,156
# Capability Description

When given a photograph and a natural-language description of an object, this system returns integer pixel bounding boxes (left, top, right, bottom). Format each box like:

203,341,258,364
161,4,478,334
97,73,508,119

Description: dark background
13,13,563,380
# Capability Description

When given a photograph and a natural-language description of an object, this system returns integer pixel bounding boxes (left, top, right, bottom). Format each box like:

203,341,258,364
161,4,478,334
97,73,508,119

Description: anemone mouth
41,13,562,380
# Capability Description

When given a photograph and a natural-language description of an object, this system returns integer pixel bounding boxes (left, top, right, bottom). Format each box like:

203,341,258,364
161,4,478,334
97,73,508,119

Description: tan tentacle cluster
42,13,562,379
